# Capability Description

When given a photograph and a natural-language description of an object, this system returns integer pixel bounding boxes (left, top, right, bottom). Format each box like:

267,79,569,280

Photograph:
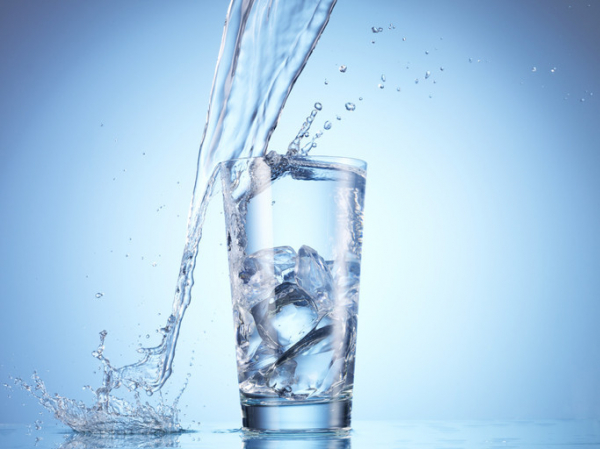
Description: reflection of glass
221,156,367,433
58,432,180,449
242,432,351,449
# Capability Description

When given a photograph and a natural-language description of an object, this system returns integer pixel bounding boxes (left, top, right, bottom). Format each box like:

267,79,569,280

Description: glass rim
218,154,367,170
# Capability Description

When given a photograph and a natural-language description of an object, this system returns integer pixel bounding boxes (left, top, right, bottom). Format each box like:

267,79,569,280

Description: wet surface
1,419,599,449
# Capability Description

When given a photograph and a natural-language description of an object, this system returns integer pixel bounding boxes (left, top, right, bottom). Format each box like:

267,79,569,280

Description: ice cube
243,246,297,283
233,306,261,366
240,262,277,309
263,309,358,399
250,282,318,350
239,246,297,307
295,245,334,308
266,359,297,397
264,322,336,397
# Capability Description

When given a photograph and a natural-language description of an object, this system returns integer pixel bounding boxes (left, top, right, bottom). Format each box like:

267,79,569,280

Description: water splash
287,104,323,156
21,0,338,434
13,366,184,434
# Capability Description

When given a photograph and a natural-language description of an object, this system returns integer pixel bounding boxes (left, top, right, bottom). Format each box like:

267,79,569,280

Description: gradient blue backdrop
1,0,599,427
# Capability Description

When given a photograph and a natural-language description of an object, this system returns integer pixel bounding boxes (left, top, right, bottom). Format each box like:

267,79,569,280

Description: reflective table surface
1,420,599,449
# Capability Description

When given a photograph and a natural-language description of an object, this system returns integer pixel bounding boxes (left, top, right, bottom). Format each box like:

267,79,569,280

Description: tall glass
220,154,366,433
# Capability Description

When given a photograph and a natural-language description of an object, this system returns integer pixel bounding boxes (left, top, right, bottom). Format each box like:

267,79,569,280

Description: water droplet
314,102,322,111
371,26,383,33
381,74,386,82
371,40,376,44
402,37,406,41
146,334,150,339
469,58,473,63
425,71,431,79
378,83,385,89
152,262,157,267
324,78,328,85
339,65,347,73
532,66,537,72
358,97,363,101
396,87,401,92
324,121,332,130
336,115,341,120
388,23,395,30
425,50,429,55
550,67,557,73
95,293,104,299
345,102,356,111
415,78,419,84
580,98,585,102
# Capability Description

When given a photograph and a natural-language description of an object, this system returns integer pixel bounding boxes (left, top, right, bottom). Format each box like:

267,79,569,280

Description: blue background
1,0,599,427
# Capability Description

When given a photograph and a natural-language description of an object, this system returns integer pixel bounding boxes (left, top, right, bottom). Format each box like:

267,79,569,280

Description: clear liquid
16,0,338,433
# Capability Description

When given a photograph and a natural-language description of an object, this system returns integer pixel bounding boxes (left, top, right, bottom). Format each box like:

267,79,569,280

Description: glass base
241,400,352,434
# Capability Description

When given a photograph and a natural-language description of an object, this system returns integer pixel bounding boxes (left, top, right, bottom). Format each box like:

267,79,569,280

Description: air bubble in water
532,66,537,72
314,102,322,111
381,74,386,82
550,67,557,73
378,84,385,89
339,65,347,73
336,115,341,120
402,37,406,41
324,121,332,130
358,97,363,101
345,102,356,111
95,293,104,299
425,71,431,79
396,87,401,92
425,50,429,55
324,79,328,85
371,26,383,33
415,79,419,84
440,67,445,71
389,23,396,30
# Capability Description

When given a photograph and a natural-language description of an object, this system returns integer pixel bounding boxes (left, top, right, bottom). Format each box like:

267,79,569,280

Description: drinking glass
220,154,366,433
